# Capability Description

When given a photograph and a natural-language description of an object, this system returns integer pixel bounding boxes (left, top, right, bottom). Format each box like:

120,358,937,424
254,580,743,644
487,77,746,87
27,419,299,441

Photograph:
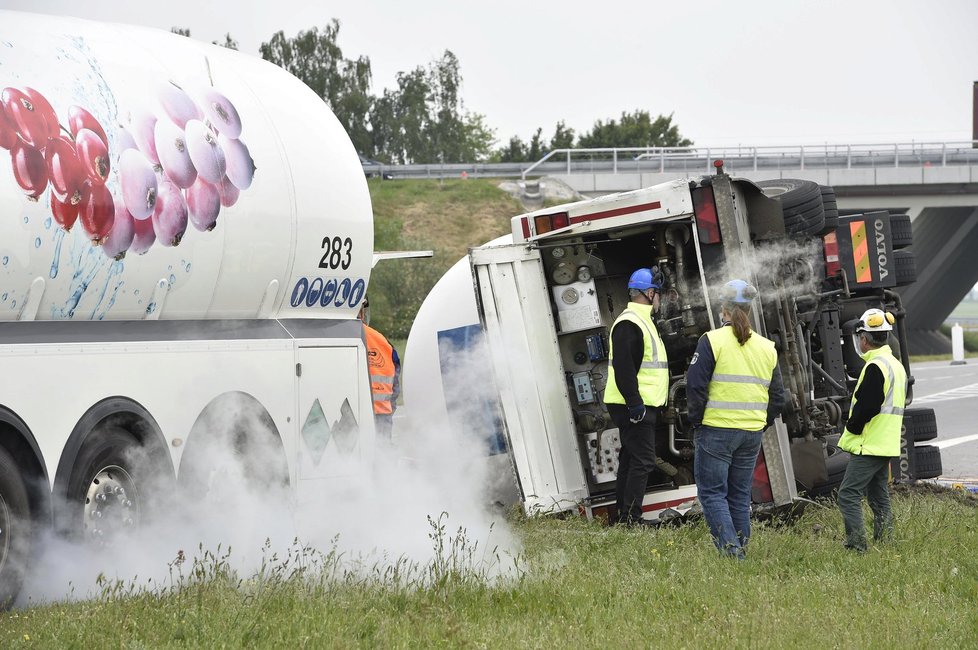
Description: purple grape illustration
184,119,226,184
102,195,136,260
119,148,158,220
218,174,239,208
218,133,254,190
159,82,201,129
198,87,242,139
152,179,188,246
115,126,137,154
129,108,159,165
155,119,197,189
130,213,156,254
186,176,220,231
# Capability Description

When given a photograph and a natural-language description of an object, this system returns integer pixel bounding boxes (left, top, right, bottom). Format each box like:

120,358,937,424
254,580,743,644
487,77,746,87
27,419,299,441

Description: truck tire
756,179,826,234
818,185,839,235
894,249,916,286
889,213,913,248
903,407,938,443
0,446,31,608
64,427,158,544
913,444,942,479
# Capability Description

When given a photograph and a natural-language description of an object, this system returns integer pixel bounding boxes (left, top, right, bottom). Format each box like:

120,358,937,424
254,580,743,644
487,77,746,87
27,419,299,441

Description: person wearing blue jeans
686,280,785,558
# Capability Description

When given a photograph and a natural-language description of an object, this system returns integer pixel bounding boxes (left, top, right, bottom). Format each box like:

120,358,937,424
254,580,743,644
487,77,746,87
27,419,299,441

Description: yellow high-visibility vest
702,326,777,431
603,302,669,407
839,345,906,457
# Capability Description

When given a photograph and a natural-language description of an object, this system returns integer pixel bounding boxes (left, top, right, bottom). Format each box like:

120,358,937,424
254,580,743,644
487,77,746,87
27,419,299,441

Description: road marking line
935,434,978,449
913,382,978,404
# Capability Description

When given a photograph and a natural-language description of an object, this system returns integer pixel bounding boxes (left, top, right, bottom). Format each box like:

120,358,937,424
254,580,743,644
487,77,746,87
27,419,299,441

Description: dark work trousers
837,454,894,551
607,404,658,524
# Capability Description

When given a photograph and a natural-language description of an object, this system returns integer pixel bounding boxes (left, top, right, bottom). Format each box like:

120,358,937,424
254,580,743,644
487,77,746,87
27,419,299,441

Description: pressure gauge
561,287,580,305
551,246,566,259
551,261,576,285
577,265,593,282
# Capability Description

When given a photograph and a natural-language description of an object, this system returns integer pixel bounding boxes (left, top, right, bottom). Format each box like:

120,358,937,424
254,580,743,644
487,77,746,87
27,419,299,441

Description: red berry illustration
2,87,54,148
0,109,17,150
75,128,110,185
10,141,48,199
24,88,60,142
79,182,115,244
45,135,85,204
67,105,108,147
51,191,81,231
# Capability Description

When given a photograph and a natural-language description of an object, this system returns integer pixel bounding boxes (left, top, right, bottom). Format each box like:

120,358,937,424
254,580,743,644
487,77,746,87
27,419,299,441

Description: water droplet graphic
11,300,16,308
34,237,41,249
134,289,140,296
2,256,8,266
169,274,176,285
1,293,6,301
186,263,192,272
44,217,52,229
23,216,29,224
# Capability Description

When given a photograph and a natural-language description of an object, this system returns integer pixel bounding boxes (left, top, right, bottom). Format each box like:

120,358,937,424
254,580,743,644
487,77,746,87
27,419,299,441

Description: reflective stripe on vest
839,346,906,456
702,326,778,431
364,325,396,415
603,304,669,407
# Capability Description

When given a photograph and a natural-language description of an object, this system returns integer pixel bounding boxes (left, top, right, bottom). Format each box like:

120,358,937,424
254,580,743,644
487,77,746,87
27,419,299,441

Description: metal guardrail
361,141,978,181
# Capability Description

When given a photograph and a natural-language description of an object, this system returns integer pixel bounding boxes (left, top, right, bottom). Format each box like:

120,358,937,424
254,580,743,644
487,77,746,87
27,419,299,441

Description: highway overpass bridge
371,141,978,353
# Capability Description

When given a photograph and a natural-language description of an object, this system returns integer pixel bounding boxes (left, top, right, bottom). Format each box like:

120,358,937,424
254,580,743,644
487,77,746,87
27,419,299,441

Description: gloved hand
628,404,646,424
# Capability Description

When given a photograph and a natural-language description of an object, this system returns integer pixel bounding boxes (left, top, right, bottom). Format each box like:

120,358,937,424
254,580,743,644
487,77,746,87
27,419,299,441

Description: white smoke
15,375,523,608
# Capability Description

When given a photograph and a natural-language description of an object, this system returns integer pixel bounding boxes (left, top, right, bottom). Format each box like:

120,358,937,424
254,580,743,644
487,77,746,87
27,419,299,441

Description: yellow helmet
856,308,895,333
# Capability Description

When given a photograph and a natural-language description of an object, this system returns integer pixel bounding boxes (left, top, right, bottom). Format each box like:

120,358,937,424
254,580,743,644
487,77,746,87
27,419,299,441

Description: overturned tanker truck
0,12,385,606
402,162,943,523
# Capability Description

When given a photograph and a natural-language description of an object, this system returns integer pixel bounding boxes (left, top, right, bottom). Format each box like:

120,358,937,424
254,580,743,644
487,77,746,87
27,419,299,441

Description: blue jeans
694,425,764,558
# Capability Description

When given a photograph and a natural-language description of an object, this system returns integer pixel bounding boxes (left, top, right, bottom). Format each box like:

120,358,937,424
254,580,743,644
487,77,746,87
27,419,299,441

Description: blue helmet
720,279,757,304
627,268,662,291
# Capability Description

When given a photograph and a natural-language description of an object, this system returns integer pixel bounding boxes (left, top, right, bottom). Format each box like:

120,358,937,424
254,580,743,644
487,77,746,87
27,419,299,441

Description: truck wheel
817,186,839,235
903,407,937,443
889,213,913,248
0,446,31,608
757,179,825,235
913,444,942,480
65,427,157,544
894,249,916,286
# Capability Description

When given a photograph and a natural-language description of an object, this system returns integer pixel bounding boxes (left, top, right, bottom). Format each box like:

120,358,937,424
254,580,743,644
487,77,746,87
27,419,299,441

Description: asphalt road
908,360,978,479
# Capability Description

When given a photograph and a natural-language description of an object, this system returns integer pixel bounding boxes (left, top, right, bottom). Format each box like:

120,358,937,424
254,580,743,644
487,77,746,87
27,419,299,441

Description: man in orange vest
358,296,401,443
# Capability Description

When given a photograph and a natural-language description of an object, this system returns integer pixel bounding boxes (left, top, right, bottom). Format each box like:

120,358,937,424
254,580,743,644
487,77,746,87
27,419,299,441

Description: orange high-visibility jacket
364,324,398,415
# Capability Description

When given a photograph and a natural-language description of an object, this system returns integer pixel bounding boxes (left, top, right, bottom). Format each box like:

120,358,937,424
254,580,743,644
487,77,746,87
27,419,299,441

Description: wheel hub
83,465,138,544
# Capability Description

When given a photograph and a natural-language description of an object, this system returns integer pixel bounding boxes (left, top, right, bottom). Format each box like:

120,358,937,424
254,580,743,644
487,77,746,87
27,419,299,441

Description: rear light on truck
692,186,721,244
534,212,569,235
823,231,841,277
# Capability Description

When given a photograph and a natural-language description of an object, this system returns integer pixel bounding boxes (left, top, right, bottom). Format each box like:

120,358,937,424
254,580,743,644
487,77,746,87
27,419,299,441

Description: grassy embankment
1,487,976,647
365,177,523,342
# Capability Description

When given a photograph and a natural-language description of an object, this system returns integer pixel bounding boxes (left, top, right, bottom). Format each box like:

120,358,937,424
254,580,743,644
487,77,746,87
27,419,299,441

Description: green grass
3,487,977,648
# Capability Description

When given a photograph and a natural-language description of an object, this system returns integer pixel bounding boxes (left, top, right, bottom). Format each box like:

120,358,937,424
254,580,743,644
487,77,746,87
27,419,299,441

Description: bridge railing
362,141,978,181
519,141,978,179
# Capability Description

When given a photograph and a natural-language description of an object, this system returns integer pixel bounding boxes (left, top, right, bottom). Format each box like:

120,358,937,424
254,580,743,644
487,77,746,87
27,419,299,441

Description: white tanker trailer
0,11,379,605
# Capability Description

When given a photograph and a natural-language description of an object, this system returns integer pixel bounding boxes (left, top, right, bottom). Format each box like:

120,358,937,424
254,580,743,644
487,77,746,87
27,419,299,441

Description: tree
550,120,576,150
577,110,692,149
260,20,373,156
171,27,191,37
213,33,239,50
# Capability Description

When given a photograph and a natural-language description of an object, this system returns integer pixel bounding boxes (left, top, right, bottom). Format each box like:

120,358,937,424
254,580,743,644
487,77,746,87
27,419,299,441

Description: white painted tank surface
0,11,373,321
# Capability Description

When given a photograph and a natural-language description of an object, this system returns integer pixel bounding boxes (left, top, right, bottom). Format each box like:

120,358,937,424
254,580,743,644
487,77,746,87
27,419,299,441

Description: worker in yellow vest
686,280,785,558
358,296,401,444
837,308,906,552
603,267,669,526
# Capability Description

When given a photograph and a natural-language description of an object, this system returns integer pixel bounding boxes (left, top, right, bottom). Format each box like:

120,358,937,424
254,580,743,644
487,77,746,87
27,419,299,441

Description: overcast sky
2,0,977,148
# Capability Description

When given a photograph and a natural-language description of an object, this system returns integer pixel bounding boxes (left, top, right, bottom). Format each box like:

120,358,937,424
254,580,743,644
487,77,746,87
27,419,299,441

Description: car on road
359,154,394,180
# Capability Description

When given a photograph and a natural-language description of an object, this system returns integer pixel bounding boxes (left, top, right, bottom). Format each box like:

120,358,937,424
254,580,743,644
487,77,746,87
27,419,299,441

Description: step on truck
403,162,942,522
0,12,385,605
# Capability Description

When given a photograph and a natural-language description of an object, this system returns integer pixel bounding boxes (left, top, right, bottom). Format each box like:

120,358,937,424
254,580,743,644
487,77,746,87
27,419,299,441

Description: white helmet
855,308,894,333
